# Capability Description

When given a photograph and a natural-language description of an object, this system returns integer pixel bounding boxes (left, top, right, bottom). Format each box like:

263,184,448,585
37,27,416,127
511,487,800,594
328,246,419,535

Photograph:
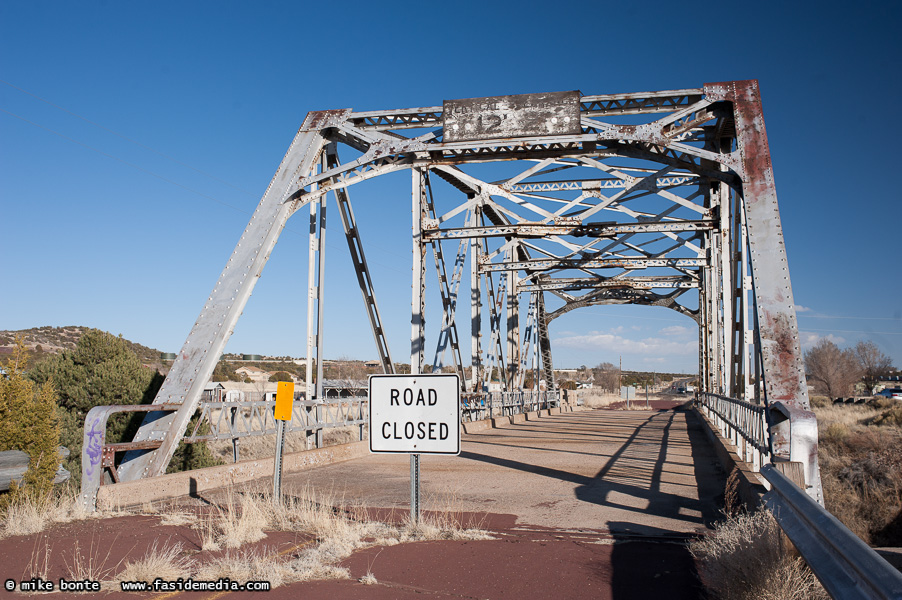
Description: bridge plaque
443,91,581,142
368,374,460,455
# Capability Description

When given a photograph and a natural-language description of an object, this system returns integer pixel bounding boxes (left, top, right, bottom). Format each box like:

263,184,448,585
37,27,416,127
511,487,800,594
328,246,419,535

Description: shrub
809,395,831,409
0,336,61,507
28,330,163,486
690,510,826,600
816,422,902,546
872,406,902,428
821,422,849,446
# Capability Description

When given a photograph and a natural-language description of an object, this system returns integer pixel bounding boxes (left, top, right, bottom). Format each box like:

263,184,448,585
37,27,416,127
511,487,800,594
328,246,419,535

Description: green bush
0,337,60,508
28,329,164,485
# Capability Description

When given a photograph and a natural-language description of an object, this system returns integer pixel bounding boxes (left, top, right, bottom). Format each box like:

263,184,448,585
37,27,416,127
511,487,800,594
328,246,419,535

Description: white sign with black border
368,374,461,455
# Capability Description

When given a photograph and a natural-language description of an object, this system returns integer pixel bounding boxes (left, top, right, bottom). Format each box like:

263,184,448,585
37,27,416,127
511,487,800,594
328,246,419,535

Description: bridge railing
696,392,770,472
696,392,902,598
461,390,560,421
81,387,561,509
79,392,368,511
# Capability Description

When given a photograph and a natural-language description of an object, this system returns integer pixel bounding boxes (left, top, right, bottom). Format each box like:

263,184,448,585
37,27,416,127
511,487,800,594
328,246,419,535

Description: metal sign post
410,454,421,522
368,374,461,524
272,381,295,505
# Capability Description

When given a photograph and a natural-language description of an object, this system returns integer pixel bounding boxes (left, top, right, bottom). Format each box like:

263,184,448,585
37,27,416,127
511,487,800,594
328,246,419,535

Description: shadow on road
606,522,705,600
460,409,724,536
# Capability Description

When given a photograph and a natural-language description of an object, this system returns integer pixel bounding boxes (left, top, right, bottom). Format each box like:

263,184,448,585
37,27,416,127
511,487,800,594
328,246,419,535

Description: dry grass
208,431,311,463
195,547,298,588
64,535,120,583
576,390,659,410
27,537,53,581
691,510,827,600
3,464,489,591
110,541,191,588
169,485,491,589
1,486,88,538
207,426,366,463
211,488,269,549
813,399,902,546
812,402,882,428
324,425,366,445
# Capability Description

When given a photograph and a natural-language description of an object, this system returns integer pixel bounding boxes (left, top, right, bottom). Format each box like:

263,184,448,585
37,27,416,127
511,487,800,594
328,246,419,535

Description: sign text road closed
369,374,461,455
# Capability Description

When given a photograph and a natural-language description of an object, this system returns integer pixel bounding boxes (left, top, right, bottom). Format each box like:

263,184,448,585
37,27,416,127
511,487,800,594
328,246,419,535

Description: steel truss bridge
81,80,823,510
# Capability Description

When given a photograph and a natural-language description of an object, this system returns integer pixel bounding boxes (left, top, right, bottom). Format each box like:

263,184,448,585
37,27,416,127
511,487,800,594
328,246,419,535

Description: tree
592,362,620,392
268,371,294,382
804,339,863,398
0,336,60,505
854,341,894,395
212,360,241,382
29,329,164,486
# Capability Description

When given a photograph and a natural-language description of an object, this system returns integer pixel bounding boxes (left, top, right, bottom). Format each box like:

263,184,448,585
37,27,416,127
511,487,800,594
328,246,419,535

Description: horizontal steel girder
424,220,714,241
518,276,697,292
480,257,706,273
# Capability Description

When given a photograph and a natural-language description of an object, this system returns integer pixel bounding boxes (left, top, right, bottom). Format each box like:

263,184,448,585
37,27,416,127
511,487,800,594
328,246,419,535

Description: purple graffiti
84,417,103,478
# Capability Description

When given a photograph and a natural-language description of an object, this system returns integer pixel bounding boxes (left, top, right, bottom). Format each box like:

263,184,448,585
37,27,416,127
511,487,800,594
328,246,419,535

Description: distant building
235,366,271,383
876,375,902,393
203,381,280,402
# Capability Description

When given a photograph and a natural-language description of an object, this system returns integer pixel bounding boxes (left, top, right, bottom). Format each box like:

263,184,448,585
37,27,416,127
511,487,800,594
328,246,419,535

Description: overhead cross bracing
98,81,820,506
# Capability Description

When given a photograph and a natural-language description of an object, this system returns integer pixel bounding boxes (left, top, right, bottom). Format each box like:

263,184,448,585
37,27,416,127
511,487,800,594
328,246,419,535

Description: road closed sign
369,374,461,455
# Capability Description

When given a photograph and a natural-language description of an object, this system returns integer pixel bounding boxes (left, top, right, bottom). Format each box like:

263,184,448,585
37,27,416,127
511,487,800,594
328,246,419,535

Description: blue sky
2,0,900,374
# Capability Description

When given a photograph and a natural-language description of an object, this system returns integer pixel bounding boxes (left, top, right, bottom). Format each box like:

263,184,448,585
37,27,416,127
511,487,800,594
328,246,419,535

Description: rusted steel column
708,80,822,503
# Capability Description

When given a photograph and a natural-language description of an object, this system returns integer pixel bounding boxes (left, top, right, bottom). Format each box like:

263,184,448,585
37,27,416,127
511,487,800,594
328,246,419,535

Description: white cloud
659,325,692,337
554,329,697,357
794,305,811,313
800,332,846,350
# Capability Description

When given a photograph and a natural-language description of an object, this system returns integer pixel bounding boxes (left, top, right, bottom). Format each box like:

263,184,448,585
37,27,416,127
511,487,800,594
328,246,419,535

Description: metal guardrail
0,447,70,491
461,390,560,421
697,392,770,471
761,464,902,600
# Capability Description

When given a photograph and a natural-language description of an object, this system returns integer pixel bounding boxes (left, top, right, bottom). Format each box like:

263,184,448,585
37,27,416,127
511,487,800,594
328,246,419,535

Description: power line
798,314,901,321
800,328,902,336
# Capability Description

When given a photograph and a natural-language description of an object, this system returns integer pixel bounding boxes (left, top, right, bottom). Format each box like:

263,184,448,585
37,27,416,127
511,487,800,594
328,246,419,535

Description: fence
461,390,560,421
697,391,770,471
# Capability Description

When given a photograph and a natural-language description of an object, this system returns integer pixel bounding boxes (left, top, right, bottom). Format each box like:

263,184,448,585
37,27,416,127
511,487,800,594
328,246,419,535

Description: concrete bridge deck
283,407,726,536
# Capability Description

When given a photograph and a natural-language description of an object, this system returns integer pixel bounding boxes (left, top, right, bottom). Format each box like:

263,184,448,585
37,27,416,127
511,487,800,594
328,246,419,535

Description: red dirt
0,510,705,600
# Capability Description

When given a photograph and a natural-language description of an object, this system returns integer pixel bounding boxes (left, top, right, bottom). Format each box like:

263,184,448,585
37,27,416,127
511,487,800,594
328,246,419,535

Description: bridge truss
106,80,820,502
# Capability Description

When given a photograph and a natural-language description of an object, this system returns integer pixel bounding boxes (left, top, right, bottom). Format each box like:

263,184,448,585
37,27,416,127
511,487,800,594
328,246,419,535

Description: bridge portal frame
105,80,820,503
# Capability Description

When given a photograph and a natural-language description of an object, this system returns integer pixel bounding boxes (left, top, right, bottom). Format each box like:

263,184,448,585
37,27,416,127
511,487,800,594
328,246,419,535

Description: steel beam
481,257,706,273
713,79,822,502
328,145,395,375
117,125,327,481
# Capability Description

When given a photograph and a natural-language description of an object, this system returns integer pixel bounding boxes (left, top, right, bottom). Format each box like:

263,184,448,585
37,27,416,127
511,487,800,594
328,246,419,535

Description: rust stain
300,109,349,131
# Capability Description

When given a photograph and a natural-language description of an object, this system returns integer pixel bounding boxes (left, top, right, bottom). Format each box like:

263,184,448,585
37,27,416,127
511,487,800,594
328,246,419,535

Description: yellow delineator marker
274,381,295,420
273,381,294,504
